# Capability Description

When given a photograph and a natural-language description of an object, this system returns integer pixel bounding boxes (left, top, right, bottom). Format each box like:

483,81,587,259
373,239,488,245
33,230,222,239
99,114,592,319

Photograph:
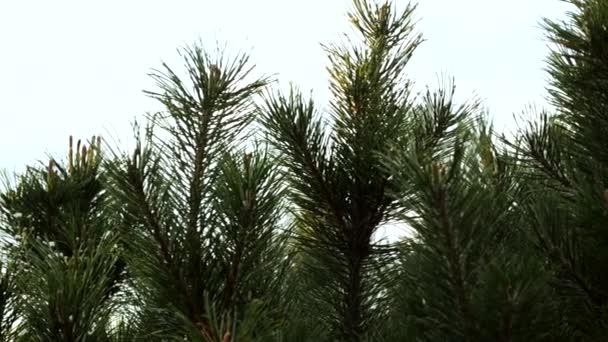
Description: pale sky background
0,0,572,173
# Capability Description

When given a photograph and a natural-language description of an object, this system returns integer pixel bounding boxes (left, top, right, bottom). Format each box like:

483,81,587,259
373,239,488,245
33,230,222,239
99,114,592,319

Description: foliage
509,0,608,339
0,137,125,341
260,1,421,340
103,43,288,340
1,0,608,341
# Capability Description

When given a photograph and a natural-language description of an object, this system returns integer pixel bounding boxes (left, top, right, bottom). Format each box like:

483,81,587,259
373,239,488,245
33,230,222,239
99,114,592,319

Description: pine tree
104,44,289,340
381,95,561,341
513,0,608,339
1,0,608,341
260,1,421,340
0,137,124,340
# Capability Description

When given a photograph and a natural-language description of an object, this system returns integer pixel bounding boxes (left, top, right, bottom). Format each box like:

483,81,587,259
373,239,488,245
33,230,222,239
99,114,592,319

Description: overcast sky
0,0,572,172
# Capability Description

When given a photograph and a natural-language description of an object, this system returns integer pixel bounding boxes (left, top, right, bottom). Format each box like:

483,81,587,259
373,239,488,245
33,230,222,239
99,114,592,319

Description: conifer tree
381,97,560,341
105,44,290,340
261,1,421,340
1,0,608,341
513,0,608,339
0,137,125,340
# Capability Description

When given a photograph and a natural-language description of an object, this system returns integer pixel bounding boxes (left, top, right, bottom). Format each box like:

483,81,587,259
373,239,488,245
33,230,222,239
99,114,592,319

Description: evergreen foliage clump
1,0,607,341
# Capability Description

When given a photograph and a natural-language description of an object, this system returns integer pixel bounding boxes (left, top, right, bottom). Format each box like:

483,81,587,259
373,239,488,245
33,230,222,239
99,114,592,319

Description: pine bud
431,162,445,182
132,147,140,166
75,139,82,169
81,145,88,168
210,64,221,80
88,136,97,166
243,152,252,170
68,135,74,173
480,148,493,169
47,160,56,191
431,162,439,180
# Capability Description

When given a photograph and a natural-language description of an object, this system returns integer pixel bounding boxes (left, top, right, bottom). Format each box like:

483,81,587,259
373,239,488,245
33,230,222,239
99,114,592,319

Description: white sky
0,0,572,172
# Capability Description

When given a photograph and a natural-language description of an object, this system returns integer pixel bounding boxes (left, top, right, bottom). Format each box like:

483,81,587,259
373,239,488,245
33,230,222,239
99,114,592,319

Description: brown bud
81,145,88,168
68,136,74,172
243,152,252,169
481,148,493,169
431,162,440,181
223,331,231,342
47,160,56,191
88,137,96,165
132,147,140,166
75,139,81,168
210,64,221,80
